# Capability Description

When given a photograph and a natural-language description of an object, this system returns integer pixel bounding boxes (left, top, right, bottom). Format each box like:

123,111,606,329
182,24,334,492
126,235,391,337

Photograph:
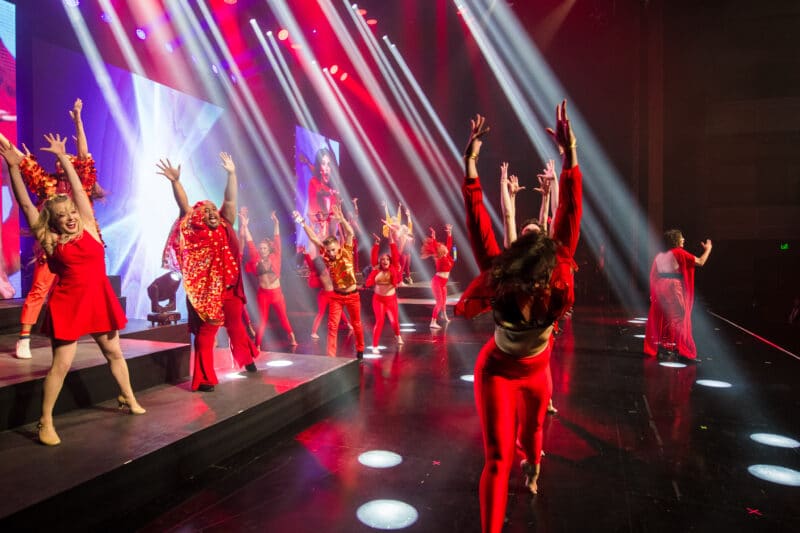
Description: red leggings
191,289,258,390
430,274,448,319
474,337,552,533
256,286,294,346
21,259,57,326
371,292,400,347
327,291,365,356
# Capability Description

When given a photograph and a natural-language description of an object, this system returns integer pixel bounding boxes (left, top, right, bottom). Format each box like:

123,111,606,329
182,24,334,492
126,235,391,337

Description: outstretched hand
40,133,68,156
508,175,525,196
220,152,235,173
445,224,452,234
545,100,576,154
534,159,556,194
156,158,181,182
239,206,249,226
271,210,278,223
701,239,713,251
69,98,83,123
465,114,490,156
0,142,23,167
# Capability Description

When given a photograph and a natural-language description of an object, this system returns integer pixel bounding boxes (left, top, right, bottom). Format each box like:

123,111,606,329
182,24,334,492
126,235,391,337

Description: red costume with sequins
643,248,697,359
321,242,365,356
166,202,258,390
366,242,402,347
457,166,582,533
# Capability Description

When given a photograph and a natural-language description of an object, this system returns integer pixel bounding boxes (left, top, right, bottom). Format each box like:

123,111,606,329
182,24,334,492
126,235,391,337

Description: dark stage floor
109,303,800,533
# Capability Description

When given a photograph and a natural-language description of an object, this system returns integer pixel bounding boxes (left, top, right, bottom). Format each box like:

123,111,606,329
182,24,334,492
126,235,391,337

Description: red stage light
278,29,289,41
366,19,378,26
340,72,348,81
330,65,339,74
224,0,238,4
358,9,367,16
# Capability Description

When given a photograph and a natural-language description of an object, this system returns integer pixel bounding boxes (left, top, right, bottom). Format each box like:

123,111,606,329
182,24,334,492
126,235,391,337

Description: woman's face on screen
319,155,332,181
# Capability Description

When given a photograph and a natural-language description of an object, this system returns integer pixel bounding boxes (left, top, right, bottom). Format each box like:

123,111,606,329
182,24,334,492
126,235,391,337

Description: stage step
0,350,359,530
0,334,190,431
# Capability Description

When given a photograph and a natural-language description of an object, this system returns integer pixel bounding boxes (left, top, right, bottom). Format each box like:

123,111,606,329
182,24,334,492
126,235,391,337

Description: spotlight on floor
628,319,646,324
659,361,687,368
633,334,646,339
226,372,248,379
399,328,416,333
747,465,800,486
266,360,293,367
364,352,382,359
358,450,403,468
750,433,800,449
696,379,733,388
460,374,474,383
356,500,419,529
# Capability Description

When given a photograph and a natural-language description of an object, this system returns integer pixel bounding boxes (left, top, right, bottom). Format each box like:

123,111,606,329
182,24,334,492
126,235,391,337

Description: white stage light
358,450,403,468
357,500,419,529
266,360,293,367
659,362,687,368
750,433,800,449
460,375,474,382
696,379,733,388
748,465,800,486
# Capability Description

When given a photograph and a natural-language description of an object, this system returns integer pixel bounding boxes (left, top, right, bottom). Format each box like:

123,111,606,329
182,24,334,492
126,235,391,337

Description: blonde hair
31,195,84,254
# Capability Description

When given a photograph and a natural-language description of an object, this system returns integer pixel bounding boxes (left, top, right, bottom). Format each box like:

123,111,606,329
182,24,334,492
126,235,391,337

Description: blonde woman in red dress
1,134,143,446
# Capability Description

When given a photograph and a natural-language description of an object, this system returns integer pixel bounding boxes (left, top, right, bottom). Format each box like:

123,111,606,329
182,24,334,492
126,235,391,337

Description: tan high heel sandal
117,395,146,415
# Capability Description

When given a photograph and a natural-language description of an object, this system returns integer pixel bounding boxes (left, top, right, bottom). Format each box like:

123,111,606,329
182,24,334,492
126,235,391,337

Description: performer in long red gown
158,154,259,392
644,229,712,362
1,134,144,446
455,103,582,533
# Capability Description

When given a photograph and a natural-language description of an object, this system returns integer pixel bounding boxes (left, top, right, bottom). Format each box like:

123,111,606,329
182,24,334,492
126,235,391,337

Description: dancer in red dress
1,134,143,446
421,225,454,329
241,209,297,349
365,232,403,353
2,98,102,359
644,229,712,362
455,103,582,533
158,154,259,392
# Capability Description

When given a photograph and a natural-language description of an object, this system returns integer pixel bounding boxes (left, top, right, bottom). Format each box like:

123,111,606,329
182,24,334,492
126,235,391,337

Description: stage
2,301,797,532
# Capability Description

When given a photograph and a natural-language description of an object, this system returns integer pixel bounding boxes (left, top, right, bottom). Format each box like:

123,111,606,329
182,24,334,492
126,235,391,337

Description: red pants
653,278,685,351
313,289,350,336
327,291,364,356
474,337,552,533
191,289,258,391
21,260,57,326
256,286,294,346
431,275,448,319
371,292,400,347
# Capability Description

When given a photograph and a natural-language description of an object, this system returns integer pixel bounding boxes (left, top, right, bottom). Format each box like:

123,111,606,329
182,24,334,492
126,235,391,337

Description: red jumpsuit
643,248,697,359
245,239,294,347
365,242,402,348
457,166,582,533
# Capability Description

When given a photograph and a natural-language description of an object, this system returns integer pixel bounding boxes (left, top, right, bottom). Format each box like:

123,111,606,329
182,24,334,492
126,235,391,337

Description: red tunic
644,248,697,358
45,232,126,341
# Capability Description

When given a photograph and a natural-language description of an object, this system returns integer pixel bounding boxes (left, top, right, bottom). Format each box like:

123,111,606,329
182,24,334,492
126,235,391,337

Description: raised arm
499,162,516,248
156,158,191,216
271,211,282,259
219,152,237,223
41,134,95,229
69,98,89,159
294,210,323,249
0,142,40,228
535,160,556,235
331,203,354,246
547,101,582,257
695,239,712,266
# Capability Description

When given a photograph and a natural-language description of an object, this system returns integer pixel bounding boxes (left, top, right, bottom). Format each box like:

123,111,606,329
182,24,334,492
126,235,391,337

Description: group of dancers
1,97,711,533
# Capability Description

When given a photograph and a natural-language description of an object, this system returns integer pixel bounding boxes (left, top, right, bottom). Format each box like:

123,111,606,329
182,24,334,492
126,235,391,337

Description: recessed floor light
357,500,419,529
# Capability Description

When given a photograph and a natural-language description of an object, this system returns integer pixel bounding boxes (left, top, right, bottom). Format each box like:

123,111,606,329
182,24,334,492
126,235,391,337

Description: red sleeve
390,242,400,265
462,177,501,271
244,240,259,274
446,234,453,257
551,166,583,259
365,269,378,288
371,242,379,266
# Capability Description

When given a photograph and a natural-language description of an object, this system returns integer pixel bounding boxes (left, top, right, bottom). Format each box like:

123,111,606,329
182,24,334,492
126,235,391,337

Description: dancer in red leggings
455,102,582,533
365,233,403,353
421,225,454,329
241,209,297,349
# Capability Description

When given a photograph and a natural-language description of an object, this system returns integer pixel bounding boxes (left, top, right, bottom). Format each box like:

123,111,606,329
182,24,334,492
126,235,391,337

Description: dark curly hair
663,229,683,249
489,231,557,324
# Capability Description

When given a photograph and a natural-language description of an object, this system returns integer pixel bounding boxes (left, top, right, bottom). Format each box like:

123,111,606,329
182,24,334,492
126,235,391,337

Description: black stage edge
0,351,359,531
